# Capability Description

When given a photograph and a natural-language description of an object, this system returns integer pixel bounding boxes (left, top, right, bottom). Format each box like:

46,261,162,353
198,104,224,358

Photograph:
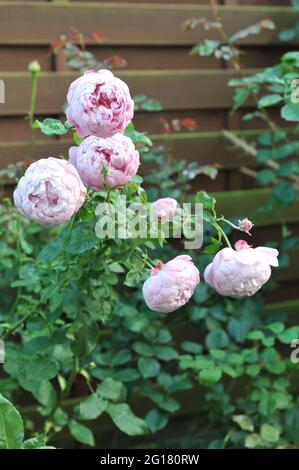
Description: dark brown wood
0,46,52,71
0,69,257,116
0,3,297,46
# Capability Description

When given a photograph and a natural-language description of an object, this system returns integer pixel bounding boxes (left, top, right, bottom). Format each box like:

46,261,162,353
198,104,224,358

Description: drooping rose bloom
66,69,134,138
69,133,140,191
142,255,200,313
204,240,279,297
13,157,86,225
153,198,177,222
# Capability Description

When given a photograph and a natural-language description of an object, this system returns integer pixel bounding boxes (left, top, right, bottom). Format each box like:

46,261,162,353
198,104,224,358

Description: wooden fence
0,0,299,306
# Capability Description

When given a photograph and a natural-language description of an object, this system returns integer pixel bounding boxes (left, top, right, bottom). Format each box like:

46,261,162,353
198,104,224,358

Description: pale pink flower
66,69,134,138
142,255,200,313
204,240,279,297
13,157,86,225
69,133,139,191
153,198,178,222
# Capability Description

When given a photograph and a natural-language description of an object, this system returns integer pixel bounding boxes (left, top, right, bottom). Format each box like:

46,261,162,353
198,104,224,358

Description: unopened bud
28,60,41,76
235,240,252,251
238,218,254,234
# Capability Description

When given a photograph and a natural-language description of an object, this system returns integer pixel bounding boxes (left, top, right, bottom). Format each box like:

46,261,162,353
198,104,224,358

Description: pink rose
153,198,177,222
66,69,134,138
204,240,279,297
142,255,200,313
69,133,140,191
13,157,86,225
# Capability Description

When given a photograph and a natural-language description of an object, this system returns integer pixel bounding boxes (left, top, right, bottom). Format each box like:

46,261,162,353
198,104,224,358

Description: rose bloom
142,255,200,313
13,157,86,225
153,198,177,222
66,69,134,138
69,133,140,191
204,240,279,297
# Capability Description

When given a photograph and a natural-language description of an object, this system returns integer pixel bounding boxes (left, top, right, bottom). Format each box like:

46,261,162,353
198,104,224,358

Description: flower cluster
13,70,279,314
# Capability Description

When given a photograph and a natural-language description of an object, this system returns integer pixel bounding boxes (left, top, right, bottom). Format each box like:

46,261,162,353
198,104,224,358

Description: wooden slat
0,69,258,115
0,3,297,46
0,129,265,168
0,46,52,71
214,188,299,226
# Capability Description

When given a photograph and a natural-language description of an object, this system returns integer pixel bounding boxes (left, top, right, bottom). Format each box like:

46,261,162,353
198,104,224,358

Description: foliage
1,4,299,450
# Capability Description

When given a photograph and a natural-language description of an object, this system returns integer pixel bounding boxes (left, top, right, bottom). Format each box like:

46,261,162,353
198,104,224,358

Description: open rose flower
153,198,177,222
13,157,86,225
142,255,200,313
66,69,134,138
204,240,279,297
69,133,139,191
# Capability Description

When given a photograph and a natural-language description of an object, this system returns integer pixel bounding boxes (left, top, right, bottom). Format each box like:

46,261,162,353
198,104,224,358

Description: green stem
62,357,80,399
212,222,232,249
132,250,155,269
0,310,33,341
28,70,40,159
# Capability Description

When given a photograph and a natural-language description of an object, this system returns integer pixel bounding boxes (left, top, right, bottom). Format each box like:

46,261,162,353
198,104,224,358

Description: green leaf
23,336,51,356
232,87,251,113
181,341,203,354
71,318,100,357
106,403,148,436
33,118,69,136
146,408,168,432
97,378,126,402
138,358,161,378
233,414,254,432
258,94,282,108
69,420,95,447
78,394,107,420
21,435,49,449
195,191,216,211
260,423,280,443
205,329,229,349
199,367,222,385
0,394,24,449
281,103,299,122
272,182,295,207
256,169,275,185
154,346,178,361
65,225,98,255
132,342,154,357
278,29,297,42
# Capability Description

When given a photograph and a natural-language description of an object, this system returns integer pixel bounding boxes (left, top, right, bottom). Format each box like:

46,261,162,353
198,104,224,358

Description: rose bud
238,218,254,234
152,198,178,222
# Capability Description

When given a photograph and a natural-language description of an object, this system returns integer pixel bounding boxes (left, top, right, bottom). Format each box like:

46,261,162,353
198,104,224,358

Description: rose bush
3,61,299,450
